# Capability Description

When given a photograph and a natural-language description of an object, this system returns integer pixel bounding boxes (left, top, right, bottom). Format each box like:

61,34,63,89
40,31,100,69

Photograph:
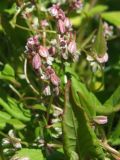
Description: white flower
2,138,10,145
32,17,39,29
96,53,109,63
43,86,51,96
90,61,100,72
46,56,54,65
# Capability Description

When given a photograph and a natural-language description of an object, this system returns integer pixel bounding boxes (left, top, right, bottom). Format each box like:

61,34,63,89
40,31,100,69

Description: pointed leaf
7,119,26,130
89,5,108,17
92,20,107,56
0,111,11,130
0,96,31,122
63,80,105,159
102,12,120,27
0,64,15,82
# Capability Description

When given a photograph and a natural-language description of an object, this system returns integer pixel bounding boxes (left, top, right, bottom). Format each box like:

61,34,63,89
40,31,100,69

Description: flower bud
2,138,10,147
68,41,77,54
45,66,55,78
97,53,108,63
93,116,108,125
26,35,39,50
32,54,41,69
39,45,49,58
46,56,54,65
57,19,66,34
58,9,65,20
49,4,59,17
103,22,113,38
53,86,59,95
71,0,83,10
50,73,60,86
64,17,72,29
41,20,49,28
48,46,56,56
43,85,51,96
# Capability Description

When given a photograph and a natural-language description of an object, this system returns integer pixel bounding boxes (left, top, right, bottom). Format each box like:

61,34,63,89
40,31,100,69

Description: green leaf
104,86,120,107
102,12,120,27
0,111,11,130
88,5,108,17
71,76,98,117
0,96,31,122
92,20,107,56
4,3,16,15
0,64,15,82
11,149,44,160
7,119,26,130
0,119,7,130
96,86,120,114
0,111,11,120
71,77,120,115
108,121,120,146
62,80,105,160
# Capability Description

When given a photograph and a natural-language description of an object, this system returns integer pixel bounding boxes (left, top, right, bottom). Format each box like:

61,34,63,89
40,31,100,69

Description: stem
12,2,31,23
15,23,57,33
101,141,120,158
24,58,39,95
9,84,22,98
46,95,54,124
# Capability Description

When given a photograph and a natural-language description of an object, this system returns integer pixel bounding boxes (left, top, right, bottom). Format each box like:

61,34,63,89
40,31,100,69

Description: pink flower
58,35,67,48
57,19,66,34
41,20,49,28
26,35,39,51
68,41,77,54
71,0,83,10
64,17,72,29
58,9,65,20
50,73,60,86
93,116,108,125
39,45,49,58
48,46,56,56
45,66,55,78
32,54,41,69
49,4,59,17
97,53,108,63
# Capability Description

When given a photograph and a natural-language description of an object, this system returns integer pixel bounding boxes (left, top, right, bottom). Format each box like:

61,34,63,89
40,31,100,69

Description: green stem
15,24,57,34
9,84,22,99
46,95,54,124
24,59,39,95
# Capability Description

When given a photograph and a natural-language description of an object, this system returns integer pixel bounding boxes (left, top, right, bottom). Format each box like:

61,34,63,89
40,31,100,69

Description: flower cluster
103,22,113,39
49,4,79,61
25,35,60,96
70,0,83,10
86,53,108,72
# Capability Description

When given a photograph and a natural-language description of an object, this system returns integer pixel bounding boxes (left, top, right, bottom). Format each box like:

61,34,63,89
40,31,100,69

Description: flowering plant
0,0,120,159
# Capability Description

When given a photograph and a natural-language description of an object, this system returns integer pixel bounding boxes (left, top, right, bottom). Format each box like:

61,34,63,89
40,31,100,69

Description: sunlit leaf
0,96,31,122
102,12,120,27
63,79,105,159
11,149,44,160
